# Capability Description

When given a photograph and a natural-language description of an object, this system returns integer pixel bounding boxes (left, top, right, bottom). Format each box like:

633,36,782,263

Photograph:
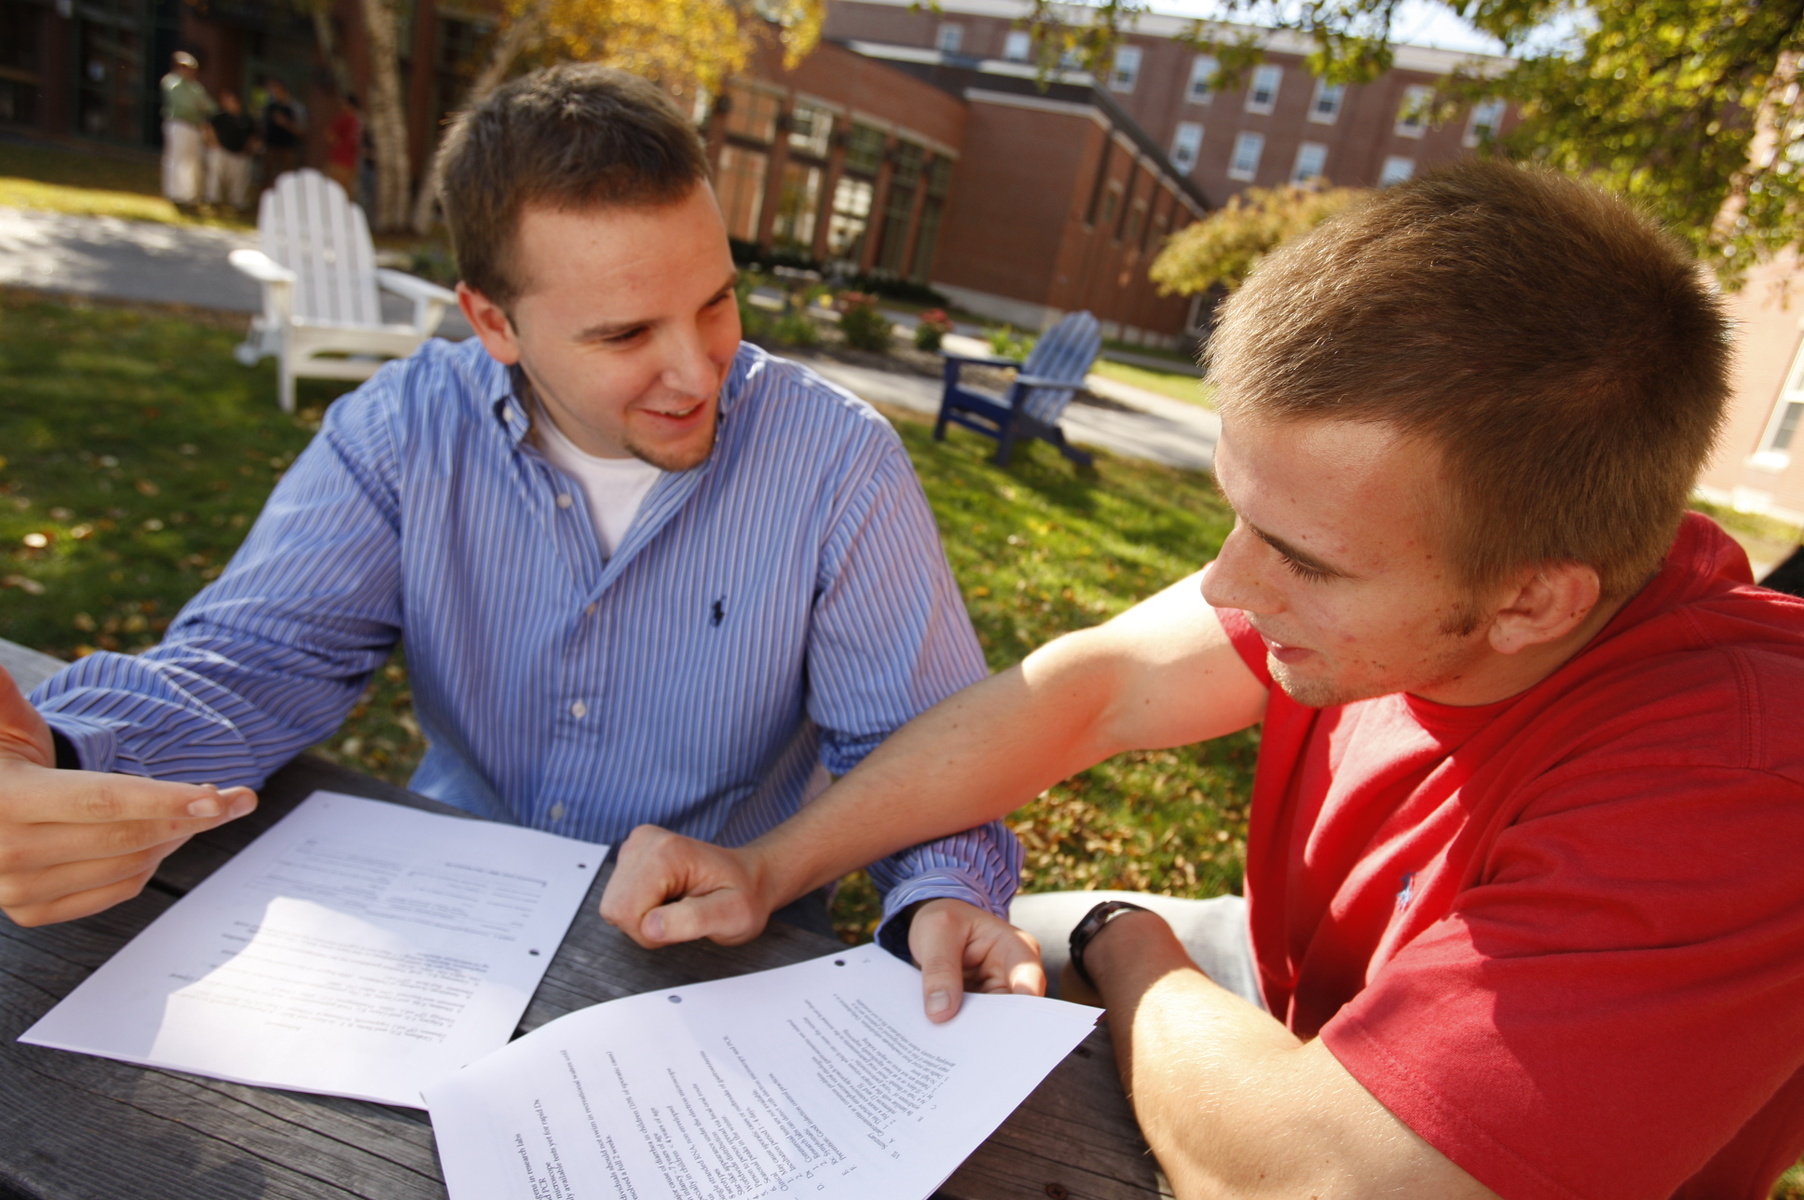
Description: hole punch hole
578,863,589,869
835,960,846,967
668,994,683,1004
528,949,540,956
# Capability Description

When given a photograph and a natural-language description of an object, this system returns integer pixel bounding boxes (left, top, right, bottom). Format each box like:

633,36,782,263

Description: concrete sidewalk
0,205,1213,469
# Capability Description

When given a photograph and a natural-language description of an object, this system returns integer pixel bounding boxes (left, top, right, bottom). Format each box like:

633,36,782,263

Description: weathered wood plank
0,640,62,694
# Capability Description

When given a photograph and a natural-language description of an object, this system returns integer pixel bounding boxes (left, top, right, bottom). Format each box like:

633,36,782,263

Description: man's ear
457,282,521,366
1487,562,1602,655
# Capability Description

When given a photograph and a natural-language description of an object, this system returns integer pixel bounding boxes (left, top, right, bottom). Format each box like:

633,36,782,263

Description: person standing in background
325,94,363,200
158,52,214,211
261,78,305,187
204,90,258,213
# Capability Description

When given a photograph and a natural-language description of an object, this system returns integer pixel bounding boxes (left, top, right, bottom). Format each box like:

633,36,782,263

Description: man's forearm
1087,915,1498,1200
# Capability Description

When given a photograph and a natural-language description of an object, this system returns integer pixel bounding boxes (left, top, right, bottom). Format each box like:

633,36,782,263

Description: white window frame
1246,64,1281,114
936,23,963,54
1291,141,1328,183
1754,336,1804,470
1186,55,1218,104
1170,121,1203,174
1396,84,1435,137
1379,155,1415,186
1309,80,1344,124
1229,131,1265,181
1110,45,1143,93
1003,30,1031,62
1465,98,1506,147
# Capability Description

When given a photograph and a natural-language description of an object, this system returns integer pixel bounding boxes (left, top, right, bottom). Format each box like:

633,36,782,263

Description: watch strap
1068,899,1150,991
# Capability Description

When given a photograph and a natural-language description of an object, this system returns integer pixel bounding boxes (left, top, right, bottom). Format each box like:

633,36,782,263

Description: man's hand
0,669,256,927
908,898,1044,1023
600,825,776,948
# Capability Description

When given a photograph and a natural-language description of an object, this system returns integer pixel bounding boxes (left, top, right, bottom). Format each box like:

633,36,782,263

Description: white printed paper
425,944,1099,1200
22,791,600,1108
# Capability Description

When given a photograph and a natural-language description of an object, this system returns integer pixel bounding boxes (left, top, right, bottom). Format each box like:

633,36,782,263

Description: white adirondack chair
230,169,457,412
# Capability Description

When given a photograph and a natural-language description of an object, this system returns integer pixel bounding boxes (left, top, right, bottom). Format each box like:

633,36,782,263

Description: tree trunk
301,0,354,97
358,0,412,231
409,4,546,234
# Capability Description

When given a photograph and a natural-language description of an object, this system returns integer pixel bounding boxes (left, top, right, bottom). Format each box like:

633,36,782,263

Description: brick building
1697,254,1804,529
823,0,1515,203
718,34,1208,344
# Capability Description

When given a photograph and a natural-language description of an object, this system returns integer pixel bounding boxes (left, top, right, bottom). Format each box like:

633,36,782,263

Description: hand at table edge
908,897,1045,1024
0,667,257,927
600,824,782,948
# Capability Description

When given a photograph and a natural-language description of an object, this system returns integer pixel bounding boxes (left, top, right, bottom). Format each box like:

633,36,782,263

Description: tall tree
407,0,822,233
358,0,412,231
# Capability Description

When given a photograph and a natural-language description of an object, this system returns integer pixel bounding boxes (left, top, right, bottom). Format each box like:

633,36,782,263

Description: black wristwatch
1068,900,1151,990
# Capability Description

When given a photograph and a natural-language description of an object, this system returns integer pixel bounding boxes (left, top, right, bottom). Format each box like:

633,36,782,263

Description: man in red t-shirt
603,162,1804,1198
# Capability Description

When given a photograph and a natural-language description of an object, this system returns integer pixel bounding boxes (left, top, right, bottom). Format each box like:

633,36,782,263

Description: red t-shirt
326,109,361,169
1219,513,1804,1200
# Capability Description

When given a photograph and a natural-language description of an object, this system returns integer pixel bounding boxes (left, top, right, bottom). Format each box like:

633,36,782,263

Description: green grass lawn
1090,358,1217,408
0,289,1256,938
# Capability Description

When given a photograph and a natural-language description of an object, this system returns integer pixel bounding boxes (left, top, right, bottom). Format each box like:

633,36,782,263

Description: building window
827,176,874,262
1246,65,1281,115
723,83,780,143
1755,347,1804,469
1310,80,1344,123
771,162,822,251
1465,98,1506,147
1229,131,1264,181
911,197,944,281
875,141,926,273
1292,141,1328,183
788,101,833,158
715,145,767,242
843,123,886,175
1100,180,1122,226
1379,155,1415,186
1110,45,1142,93
0,2,43,126
1170,122,1203,173
1395,84,1435,137
1004,30,1031,62
937,23,963,54
1186,55,1217,104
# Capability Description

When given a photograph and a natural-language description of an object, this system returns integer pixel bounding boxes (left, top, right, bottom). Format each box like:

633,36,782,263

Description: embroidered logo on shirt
1396,872,1416,911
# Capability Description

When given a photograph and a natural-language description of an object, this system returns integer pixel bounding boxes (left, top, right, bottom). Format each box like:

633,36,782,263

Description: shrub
914,308,954,352
771,311,820,347
838,292,893,353
735,279,772,342
985,325,1035,360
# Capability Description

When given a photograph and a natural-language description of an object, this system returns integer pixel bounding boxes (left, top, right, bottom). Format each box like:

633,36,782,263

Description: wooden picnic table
0,638,1171,1200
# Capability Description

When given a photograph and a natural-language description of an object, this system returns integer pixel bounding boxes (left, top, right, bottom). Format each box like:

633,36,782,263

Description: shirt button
570,700,587,718
502,405,516,424
549,803,566,821
556,493,574,509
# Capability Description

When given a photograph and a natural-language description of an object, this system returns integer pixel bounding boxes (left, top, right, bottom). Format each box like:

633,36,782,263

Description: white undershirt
534,411,664,558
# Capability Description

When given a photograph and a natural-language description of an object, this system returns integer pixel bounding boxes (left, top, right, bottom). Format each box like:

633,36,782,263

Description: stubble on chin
625,408,719,472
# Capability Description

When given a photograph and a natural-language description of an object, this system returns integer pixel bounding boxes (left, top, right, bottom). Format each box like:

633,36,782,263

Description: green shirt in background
160,74,216,126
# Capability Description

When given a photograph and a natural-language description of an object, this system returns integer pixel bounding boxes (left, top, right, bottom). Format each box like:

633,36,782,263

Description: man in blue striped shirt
1,66,1028,977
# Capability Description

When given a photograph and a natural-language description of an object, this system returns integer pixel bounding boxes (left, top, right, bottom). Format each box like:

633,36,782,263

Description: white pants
205,146,252,208
161,119,204,204
1009,890,1265,1009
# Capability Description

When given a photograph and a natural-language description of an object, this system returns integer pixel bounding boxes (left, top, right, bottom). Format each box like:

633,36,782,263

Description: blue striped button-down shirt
34,337,1021,947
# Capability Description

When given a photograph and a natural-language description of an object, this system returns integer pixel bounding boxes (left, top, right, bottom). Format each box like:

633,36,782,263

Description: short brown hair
1206,160,1729,600
437,64,708,309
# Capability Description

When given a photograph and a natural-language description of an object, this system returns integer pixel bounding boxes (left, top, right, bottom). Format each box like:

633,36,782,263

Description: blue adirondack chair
934,311,1101,466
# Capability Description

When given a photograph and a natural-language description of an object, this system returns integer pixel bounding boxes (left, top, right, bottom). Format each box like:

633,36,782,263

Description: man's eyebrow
1251,524,1356,579
574,272,739,344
